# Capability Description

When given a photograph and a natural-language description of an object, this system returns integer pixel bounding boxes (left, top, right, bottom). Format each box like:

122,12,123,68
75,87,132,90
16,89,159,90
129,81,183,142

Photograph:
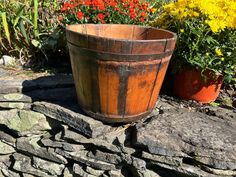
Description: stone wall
0,73,235,177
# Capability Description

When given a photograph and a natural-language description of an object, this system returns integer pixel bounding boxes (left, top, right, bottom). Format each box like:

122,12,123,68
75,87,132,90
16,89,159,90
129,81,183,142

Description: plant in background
152,0,236,84
0,0,62,66
58,0,157,26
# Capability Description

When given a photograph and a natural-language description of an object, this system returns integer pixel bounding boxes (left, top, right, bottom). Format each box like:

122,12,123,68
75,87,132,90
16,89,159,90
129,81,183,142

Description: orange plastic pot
174,69,223,103
66,24,176,123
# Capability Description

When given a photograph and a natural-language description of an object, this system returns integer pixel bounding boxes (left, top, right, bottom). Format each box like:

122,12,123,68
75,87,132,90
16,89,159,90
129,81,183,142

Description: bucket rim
66,24,177,43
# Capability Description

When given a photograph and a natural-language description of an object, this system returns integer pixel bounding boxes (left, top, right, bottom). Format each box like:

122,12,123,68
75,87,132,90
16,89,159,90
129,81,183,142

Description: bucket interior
67,24,175,41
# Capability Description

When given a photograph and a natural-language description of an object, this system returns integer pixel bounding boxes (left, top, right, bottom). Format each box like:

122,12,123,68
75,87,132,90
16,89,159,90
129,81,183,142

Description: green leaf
0,25,7,49
21,16,34,26
33,0,39,37
209,102,220,107
1,12,11,44
19,19,29,44
14,5,25,27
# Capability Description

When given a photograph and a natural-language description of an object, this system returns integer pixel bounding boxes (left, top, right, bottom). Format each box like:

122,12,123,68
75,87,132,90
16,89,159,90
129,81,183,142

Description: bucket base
82,109,153,123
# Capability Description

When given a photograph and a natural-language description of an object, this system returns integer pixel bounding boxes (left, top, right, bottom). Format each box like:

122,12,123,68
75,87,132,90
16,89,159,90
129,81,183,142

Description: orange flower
140,11,146,18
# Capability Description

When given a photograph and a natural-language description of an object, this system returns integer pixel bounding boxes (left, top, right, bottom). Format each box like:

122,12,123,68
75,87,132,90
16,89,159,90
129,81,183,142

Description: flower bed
58,0,157,25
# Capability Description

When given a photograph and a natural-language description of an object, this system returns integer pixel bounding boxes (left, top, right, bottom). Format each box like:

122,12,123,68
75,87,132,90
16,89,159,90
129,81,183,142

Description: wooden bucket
66,24,176,123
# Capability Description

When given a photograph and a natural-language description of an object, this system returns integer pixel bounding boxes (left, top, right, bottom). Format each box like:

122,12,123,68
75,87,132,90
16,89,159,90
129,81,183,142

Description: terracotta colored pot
174,69,223,103
66,24,176,123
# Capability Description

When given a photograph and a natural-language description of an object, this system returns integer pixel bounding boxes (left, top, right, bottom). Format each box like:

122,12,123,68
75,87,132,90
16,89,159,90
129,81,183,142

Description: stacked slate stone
0,72,235,177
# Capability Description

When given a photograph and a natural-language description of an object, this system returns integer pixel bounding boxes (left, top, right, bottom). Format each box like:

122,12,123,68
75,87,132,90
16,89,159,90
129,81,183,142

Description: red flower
142,4,148,11
111,1,116,7
61,7,67,12
68,3,73,9
140,17,145,22
129,8,135,13
130,12,136,19
85,0,91,6
93,0,99,6
77,11,84,20
98,13,105,21
129,2,135,7
99,4,105,11
58,15,63,21
124,4,128,8
121,0,126,3
115,7,120,11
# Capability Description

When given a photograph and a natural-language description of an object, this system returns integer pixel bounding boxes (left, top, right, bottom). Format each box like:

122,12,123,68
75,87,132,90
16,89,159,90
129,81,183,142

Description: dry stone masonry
0,70,235,177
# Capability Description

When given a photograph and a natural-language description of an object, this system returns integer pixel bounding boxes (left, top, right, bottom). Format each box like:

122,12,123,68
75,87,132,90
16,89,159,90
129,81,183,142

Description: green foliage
0,0,62,66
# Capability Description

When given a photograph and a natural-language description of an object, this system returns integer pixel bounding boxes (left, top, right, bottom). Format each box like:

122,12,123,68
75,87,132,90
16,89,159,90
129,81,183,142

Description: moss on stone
3,93,23,101
0,109,51,134
9,103,25,109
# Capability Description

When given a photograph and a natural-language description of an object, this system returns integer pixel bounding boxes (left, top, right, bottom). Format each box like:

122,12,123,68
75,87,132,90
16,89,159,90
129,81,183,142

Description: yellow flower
151,8,157,14
221,57,225,61
215,48,223,56
193,12,199,17
180,29,184,33
206,52,209,56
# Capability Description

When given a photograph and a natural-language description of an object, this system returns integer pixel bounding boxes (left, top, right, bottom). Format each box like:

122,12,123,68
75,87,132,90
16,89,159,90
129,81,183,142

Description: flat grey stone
0,131,16,145
0,109,51,136
62,127,120,153
87,150,122,164
0,80,33,94
151,161,219,177
0,162,21,177
0,74,74,94
141,151,182,166
26,87,77,102
201,164,236,176
0,140,15,154
108,169,123,177
156,97,179,111
135,109,236,170
86,166,104,176
0,154,11,168
40,138,74,152
32,156,65,176
16,136,67,164
0,93,32,102
0,102,31,109
198,106,236,120
22,173,37,177
128,157,148,177
55,149,116,170
13,153,56,177
31,74,74,88
129,167,160,177
63,167,73,177
131,157,146,171
33,101,112,138
0,67,10,77
73,163,96,177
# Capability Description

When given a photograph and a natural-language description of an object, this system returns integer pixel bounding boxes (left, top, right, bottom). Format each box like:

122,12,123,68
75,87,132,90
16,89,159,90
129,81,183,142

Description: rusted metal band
68,42,174,61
